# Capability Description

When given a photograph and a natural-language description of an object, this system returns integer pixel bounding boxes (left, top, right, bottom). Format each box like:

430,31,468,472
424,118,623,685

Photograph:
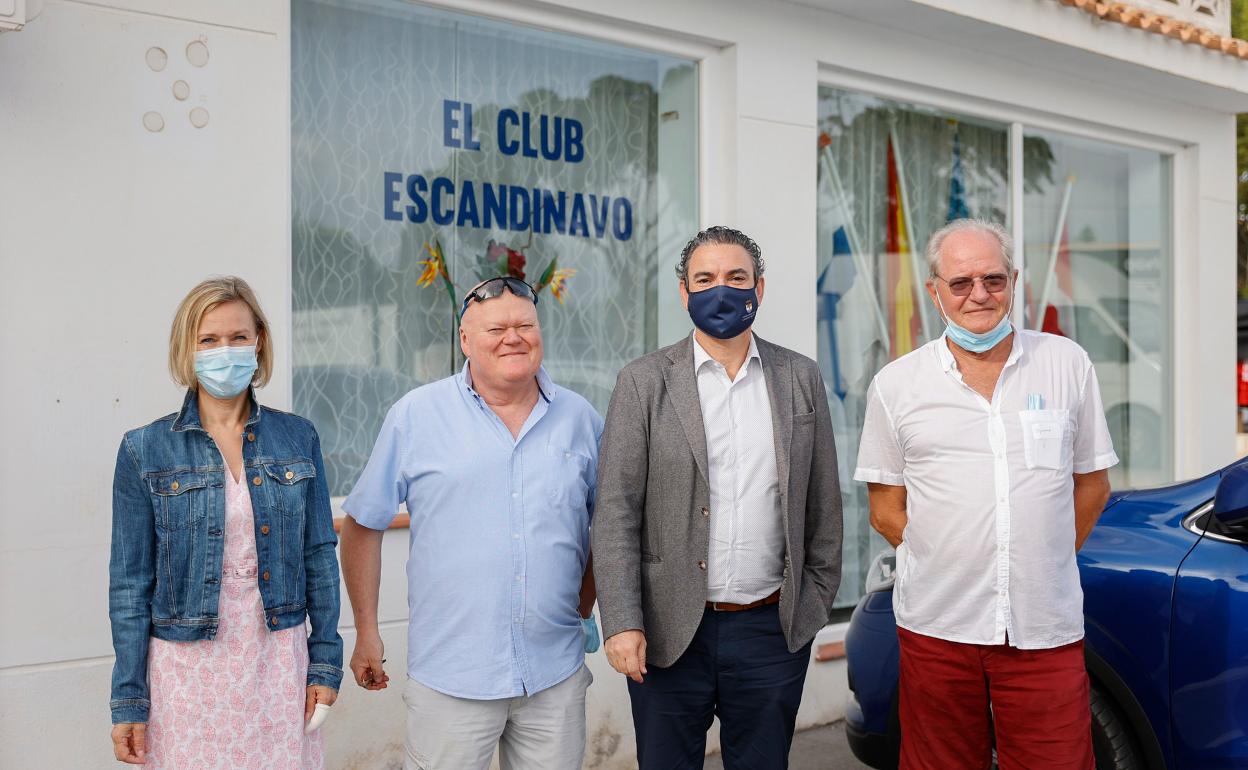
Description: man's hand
349,630,389,691
605,629,647,683
304,685,338,720
110,723,146,764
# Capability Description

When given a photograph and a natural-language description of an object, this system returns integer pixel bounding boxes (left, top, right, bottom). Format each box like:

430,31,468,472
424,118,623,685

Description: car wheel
1090,682,1142,770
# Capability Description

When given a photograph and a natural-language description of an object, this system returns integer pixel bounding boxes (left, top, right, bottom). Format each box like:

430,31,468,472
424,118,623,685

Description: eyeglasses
459,277,539,318
933,273,1010,297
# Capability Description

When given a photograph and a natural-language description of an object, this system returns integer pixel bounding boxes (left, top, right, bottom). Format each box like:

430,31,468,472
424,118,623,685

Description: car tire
1090,682,1142,770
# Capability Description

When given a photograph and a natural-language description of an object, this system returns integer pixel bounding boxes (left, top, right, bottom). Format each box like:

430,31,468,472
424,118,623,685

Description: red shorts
897,627,1094,770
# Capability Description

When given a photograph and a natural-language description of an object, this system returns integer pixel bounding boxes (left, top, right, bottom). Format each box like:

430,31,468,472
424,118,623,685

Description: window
816,86,1010,607
292,0,697,496
1023,129,1171,488
817,87,1173,608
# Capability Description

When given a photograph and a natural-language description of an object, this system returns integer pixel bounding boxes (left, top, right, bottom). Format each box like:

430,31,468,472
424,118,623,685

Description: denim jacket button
171,481,179,491
285,471,294,480
270,616,278,626
260,525,270,536
252,476,262,486
262,570,270,581
247,432,255,442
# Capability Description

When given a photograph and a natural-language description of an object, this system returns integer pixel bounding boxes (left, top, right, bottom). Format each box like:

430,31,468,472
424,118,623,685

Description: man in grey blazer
593,226,843,769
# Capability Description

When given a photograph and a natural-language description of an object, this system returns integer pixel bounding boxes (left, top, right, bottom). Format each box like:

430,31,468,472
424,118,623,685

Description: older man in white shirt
855,219,1117,770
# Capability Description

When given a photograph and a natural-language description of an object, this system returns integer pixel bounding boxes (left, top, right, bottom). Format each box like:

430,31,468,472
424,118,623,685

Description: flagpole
820,146,891,347
888,124,935,341
1034,175,1075,330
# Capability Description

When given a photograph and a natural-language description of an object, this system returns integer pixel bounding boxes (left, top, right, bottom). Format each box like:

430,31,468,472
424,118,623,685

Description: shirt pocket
147,471,212,531
262,460,317,518
1018,409,1073,471
543,445,591,513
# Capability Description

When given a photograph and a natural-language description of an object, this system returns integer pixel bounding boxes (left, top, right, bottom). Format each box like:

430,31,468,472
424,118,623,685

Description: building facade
1,0,1245,767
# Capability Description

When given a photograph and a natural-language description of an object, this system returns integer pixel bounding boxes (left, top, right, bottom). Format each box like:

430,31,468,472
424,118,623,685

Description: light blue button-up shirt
344,364,602,699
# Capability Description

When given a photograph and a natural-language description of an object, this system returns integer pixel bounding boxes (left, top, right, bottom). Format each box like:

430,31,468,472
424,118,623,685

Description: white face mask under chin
936,293,1013,354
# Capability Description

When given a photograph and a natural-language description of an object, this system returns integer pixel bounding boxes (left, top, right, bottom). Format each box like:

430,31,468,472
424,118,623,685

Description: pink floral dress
144,469,324,769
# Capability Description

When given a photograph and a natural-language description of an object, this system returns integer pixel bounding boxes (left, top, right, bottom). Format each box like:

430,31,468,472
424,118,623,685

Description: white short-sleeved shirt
854,329,1118,649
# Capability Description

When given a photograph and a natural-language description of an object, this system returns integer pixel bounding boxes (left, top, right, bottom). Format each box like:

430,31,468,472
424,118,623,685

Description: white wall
1,0,1242,767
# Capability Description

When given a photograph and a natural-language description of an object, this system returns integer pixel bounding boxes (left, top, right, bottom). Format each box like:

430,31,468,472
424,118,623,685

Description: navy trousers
628,603,812,770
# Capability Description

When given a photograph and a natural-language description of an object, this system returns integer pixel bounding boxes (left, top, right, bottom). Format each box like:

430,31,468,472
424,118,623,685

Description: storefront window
1023,130,1171,488
818,87,1174,608
292,0,697,496
816,86,1011,607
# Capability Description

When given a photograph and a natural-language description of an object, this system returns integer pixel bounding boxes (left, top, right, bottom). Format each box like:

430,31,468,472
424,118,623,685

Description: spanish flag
886,137,921,358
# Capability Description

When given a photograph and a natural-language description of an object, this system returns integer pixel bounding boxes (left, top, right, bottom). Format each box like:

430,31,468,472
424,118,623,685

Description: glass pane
292,0,697,496
816,86,1010,608
1023,130,1170,488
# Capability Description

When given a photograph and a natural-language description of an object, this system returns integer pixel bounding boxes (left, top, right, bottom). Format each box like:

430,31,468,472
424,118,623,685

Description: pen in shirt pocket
1026,393,1044,410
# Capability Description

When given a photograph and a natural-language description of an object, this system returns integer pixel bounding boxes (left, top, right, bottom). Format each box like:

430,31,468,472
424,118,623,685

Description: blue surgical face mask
686,284,759,340
936,293,1013,353
194,345,258,399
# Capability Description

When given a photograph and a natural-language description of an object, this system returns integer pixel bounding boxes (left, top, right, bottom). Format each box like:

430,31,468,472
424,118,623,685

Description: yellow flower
417,259,439,287
418,241,448,288
548,268,576,304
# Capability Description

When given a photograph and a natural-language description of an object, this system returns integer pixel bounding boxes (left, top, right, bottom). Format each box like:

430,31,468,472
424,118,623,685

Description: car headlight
863,548,897,593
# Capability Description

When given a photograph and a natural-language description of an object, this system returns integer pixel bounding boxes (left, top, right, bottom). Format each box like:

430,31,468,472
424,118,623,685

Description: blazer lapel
663,337,710,484
757,336,793,497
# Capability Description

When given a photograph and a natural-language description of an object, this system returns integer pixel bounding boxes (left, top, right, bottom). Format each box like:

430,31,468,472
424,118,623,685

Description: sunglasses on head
459,276,539,318
934,273,1010,297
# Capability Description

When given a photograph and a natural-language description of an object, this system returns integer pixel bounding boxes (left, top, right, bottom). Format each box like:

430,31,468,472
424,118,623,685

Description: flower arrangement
417,237,577,305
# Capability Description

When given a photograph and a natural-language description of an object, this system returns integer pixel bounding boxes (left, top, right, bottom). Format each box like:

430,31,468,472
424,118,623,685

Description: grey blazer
592,334,843,667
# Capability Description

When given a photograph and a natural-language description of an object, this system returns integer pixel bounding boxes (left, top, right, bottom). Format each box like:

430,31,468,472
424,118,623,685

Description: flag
817,227,856,398
886,137,922,358
1040,222,1076,337
948,130,969,221
817,134,889,397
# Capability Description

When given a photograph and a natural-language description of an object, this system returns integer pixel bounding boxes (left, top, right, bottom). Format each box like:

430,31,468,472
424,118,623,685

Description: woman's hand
110,723,146,764
305,685,338,721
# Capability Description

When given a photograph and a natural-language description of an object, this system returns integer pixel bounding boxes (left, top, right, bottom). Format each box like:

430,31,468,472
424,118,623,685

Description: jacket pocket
147,471,212,530
263,460,316,517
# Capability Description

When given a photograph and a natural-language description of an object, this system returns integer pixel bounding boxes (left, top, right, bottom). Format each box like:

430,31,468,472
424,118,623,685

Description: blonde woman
108,276,342,767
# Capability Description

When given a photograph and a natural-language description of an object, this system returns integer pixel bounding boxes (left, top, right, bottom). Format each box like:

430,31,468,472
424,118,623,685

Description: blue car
844,459,1248,770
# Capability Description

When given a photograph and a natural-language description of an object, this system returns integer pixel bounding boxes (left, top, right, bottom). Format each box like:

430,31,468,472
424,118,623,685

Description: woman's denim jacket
108,390,343,724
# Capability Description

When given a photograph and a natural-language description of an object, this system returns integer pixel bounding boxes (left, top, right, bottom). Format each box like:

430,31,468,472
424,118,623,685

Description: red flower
507,249,526,280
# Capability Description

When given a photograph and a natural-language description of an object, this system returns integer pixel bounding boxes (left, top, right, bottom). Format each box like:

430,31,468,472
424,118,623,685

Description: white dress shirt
693,333,785,604
854,329,1118,649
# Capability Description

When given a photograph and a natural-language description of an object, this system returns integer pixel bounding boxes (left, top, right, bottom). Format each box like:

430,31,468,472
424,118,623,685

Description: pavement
703,721,872,769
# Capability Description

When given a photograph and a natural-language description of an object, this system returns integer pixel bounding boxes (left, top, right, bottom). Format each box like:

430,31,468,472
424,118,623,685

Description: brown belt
706,589,781,612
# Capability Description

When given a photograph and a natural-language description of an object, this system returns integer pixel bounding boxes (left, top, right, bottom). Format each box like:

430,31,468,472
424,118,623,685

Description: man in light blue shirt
339,277,602,770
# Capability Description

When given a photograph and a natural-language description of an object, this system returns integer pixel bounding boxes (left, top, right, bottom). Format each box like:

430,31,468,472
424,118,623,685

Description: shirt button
513,533,520,539
515,575,523,581
697,560,706,570
260,525,270,535
262,571,270,581
252,476,262,487
512,492,519,498
701,507,709,518
246,432,255,442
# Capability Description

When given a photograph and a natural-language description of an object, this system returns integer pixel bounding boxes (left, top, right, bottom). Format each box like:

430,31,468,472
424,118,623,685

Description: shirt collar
172,388,261,432
691,332,761,375
933,327,1025,373
459,361,555,404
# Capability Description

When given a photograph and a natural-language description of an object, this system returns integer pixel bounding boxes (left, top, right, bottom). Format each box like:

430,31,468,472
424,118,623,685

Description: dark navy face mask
686,284,759,340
